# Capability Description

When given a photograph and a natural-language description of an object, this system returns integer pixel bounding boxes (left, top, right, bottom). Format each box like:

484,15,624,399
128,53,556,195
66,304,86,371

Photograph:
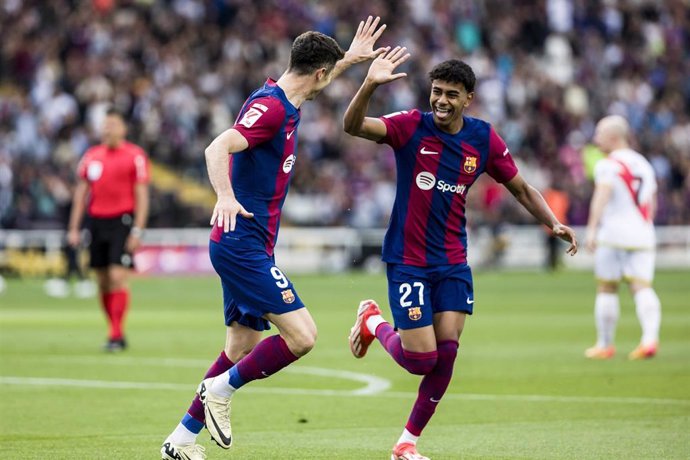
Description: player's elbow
343,115,363,137
343,121,359,136
204,144,217,160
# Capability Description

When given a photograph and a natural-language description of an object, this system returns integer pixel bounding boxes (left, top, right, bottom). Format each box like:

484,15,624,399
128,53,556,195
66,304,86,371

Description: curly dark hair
428,59,476,93
288,31,346,75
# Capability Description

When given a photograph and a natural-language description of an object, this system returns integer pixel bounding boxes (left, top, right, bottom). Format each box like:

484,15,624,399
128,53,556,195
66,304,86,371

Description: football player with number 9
160,16,390,460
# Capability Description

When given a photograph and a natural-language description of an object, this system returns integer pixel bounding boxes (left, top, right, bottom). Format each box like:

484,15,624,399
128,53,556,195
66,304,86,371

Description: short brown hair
288,31,345,75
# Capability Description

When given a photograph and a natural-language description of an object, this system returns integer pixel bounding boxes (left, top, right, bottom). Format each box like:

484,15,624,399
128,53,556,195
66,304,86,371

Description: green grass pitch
1,270,688,459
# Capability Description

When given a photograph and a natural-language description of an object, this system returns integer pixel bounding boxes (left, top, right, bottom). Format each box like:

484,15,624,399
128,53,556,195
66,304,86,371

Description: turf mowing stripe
2,376,688,407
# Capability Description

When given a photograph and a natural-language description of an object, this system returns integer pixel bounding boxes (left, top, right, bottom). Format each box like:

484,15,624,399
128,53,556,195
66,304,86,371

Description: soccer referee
68,108,150,352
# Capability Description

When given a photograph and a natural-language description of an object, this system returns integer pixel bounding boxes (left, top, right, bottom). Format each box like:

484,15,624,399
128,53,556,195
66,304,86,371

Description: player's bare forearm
204,128,248,197
205,145,234,198
332,52,359,80
204,128,254,231
133,183,149,230
68,180,88,232
506,177,578,254
584,184,612,250
67,180,88,247
510,182,560,229
344,46,410,139
343,81,384,140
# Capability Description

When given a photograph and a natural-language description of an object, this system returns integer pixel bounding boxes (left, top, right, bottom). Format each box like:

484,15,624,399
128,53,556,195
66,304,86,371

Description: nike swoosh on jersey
287,130,295,139
420,146,439,155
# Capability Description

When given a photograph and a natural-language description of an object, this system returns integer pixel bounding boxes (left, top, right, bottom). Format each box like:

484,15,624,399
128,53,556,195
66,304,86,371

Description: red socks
100,289,129,340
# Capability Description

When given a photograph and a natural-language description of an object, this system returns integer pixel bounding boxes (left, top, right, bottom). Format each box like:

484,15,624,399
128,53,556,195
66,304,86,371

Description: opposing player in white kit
584,115,661,360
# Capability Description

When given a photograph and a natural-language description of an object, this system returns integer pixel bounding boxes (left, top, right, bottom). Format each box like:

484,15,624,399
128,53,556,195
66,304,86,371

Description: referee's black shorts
87,213,135,269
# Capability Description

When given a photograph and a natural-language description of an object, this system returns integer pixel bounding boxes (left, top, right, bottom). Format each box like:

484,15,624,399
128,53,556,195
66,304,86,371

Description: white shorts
594,246,655,283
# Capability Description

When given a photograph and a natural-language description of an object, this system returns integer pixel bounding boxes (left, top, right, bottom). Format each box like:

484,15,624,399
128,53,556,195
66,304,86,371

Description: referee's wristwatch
130,227,144,238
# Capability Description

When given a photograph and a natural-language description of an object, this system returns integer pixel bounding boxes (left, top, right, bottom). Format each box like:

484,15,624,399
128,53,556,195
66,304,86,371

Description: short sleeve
594,159,617,186
76,149,93,180
378,109,422,150
485,126,518,183
232,96,286,149
133,147,150,183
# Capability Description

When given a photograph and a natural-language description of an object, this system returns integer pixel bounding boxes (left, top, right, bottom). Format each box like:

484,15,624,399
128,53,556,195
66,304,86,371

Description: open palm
366,46,411,85
346,16,388,63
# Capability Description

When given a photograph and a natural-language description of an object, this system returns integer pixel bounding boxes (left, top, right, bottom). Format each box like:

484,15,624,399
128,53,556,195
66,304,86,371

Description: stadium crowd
1,0,689,230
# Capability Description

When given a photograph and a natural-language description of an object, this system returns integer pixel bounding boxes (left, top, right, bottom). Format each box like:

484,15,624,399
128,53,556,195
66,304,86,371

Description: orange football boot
584,345,616,359
628,342,657,360
391,442,430,460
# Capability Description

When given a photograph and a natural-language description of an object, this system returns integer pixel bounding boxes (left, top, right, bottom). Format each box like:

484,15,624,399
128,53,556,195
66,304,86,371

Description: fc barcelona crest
463,156,478,174
281,289,295,304
408,307,422,321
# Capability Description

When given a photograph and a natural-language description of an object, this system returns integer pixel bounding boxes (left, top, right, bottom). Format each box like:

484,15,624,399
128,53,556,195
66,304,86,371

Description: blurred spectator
1,0,688,230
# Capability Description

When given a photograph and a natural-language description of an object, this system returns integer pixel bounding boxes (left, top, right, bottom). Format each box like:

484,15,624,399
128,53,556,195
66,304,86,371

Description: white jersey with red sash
593,148,657,249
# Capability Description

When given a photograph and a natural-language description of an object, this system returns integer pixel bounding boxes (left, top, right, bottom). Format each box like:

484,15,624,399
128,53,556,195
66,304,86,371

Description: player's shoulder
83,144,105,158
469,116,493,135
594,155,618,177
454,116,491,142
241,93,289,125
250,81,293,113
383,108,423,121
121,142,148,158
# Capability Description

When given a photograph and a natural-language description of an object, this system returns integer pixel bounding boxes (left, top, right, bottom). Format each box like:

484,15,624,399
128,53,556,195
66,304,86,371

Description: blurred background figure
67,108,150,352
584,115,661,361
543,180,570,271
44,172,96,298
43,243,96,298
0,0,687,237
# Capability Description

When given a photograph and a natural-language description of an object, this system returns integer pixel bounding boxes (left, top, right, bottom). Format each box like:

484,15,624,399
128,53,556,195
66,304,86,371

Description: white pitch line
1,376,688,407
2,355,392,396
0,375,383,397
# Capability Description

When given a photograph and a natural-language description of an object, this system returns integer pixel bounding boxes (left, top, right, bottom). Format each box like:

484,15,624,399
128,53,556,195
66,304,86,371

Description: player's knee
402,349,438,375
225,344,256,363
286,330,317,357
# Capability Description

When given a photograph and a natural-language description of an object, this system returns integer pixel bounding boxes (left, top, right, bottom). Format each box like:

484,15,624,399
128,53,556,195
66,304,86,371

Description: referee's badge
87,161,103,181
408,307,422,321
281,289,295,304
463,156,478,174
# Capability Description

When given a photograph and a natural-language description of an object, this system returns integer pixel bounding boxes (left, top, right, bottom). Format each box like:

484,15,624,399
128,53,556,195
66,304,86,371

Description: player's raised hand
345,16,388,63
365,46,411,85
553,223,579,256
211,195,254,233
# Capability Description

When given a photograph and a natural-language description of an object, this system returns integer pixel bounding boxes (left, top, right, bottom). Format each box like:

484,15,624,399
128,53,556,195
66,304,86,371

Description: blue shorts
210,241,305,332
387,263,474,330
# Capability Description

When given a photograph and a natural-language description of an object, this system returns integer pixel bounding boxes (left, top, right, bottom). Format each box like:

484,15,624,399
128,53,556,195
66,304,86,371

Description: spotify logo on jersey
283,155,296,173
415,171,436,190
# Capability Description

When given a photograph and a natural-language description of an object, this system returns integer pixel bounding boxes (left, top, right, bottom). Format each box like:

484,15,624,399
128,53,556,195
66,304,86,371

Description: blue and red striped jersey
379,110,518,266
210,79,300,255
